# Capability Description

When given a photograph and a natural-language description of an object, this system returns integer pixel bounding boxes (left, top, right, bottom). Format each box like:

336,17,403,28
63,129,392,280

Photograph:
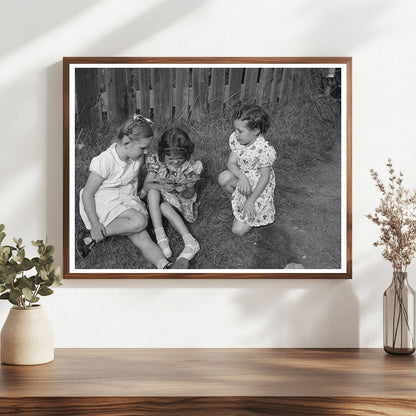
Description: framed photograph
63,57,352,279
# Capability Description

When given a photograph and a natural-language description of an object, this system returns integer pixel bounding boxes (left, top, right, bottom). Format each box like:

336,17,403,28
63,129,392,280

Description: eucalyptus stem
0,224,63,309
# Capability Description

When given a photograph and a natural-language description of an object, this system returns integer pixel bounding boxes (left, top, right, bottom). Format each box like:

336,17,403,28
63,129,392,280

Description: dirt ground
274,143,342,269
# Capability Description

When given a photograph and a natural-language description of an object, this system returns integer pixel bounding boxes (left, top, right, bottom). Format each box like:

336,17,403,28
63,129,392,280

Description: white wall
1,0,415,348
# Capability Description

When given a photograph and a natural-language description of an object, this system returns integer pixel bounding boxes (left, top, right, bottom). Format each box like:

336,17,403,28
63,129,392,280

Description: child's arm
143,172,176,193
241,167,272,221
82,172,107,242
226,151,251,196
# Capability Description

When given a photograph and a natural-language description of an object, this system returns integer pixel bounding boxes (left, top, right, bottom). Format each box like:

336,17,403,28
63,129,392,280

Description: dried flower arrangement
366,159,416,272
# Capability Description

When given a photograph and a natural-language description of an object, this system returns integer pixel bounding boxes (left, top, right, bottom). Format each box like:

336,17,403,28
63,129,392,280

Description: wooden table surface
1,348,415,415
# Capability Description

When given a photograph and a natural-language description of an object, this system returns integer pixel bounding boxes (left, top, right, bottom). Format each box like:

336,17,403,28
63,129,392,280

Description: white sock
179,234,200,261
157,259,170,269
155,227,172,258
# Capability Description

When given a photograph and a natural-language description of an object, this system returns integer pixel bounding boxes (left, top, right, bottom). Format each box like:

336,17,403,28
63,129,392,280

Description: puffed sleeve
229,132,239,153
145,154,160,175
190,160,203,176
89,153,112,179
258,143,277,168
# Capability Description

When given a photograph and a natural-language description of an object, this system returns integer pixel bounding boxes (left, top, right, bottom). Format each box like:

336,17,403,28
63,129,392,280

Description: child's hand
162,182,176,192
237,176,251,196
90,221,107,242
241,199,256,222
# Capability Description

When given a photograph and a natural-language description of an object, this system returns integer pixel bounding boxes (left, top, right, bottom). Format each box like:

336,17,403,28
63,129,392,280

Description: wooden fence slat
151,68,162,123
243,68,258,104
269,68,282,112
126,68,139,116
201,68,209,116
278,68,294,108
211,68,225,115
191,69,199,119
175,68,189,120
138,69,150,117
258,68,274,108
191,68,209,120
75,68,100,129
105,68,127,126
115,69,128,123
97,69,106,124
160,68,172,124
228,68,243,104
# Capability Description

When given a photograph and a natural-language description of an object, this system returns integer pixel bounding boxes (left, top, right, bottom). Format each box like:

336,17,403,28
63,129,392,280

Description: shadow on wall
57,277,359,348
84,0,205,55
46,0,205,262
290,0,393,51
1,0,101,56
2,0,204,56
233,280,359,347
38,0,392,347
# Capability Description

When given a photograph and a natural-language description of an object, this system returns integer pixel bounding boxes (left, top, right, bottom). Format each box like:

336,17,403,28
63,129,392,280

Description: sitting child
77,114,170,269
143,128,202,269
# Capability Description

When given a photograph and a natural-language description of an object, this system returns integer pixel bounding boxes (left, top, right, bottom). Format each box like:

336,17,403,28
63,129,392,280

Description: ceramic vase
1,305,54,365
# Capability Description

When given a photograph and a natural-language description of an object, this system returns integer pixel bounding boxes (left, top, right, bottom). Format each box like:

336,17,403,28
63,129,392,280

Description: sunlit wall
0,0,415,347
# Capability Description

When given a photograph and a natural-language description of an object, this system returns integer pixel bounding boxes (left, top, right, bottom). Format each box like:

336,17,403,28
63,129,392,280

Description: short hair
118,115,154,140
235,104,271,134
158,128,194,161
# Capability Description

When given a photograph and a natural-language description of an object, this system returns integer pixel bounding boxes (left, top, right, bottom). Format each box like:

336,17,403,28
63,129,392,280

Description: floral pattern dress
229,133,277,227
146,154,203,223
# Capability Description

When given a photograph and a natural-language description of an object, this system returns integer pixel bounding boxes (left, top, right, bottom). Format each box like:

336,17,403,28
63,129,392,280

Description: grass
74,93,341,270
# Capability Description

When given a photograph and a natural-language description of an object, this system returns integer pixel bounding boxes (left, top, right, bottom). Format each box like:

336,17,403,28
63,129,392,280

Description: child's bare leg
232,219,252,236
147,189,163,229
160,202,189,236
217,170,237,222
128,230,169,269
218,170,238,196
160,202,200,264
105,209,147,236
147,189,172,258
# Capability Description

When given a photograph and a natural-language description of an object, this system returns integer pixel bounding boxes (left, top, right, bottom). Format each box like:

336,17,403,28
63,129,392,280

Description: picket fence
75,67,328,127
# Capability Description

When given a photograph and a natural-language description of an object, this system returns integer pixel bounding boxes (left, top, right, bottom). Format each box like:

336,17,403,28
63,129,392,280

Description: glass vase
383,271,416,355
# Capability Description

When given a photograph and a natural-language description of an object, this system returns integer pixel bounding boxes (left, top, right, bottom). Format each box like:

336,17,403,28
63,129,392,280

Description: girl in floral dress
218,104,276,236
143,128,202,268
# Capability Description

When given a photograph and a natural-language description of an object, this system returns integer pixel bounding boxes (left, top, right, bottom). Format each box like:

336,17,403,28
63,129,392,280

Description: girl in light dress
143,128,202,269
77,115,172,269
218,104,277,236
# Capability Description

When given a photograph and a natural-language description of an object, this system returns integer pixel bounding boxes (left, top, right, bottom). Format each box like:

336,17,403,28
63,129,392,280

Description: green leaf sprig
0,224,62,309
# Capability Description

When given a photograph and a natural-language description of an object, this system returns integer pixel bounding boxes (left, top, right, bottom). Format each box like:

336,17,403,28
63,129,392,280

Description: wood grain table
1,348,415,415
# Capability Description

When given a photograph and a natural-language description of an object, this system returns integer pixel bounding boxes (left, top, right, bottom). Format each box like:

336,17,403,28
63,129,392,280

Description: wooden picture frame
63,57,352,279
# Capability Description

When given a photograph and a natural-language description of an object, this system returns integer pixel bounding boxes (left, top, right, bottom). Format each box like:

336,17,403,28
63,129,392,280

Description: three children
77,104,276,268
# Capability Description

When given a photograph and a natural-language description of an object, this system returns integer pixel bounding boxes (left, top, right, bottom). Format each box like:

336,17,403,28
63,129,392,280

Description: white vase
1,305,54,365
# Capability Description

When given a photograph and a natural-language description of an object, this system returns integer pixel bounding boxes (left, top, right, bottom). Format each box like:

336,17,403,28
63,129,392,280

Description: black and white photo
63,57,352,279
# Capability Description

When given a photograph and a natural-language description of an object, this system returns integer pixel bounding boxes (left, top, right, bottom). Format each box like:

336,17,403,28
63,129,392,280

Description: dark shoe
76,228,95,258
169,257,189,269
